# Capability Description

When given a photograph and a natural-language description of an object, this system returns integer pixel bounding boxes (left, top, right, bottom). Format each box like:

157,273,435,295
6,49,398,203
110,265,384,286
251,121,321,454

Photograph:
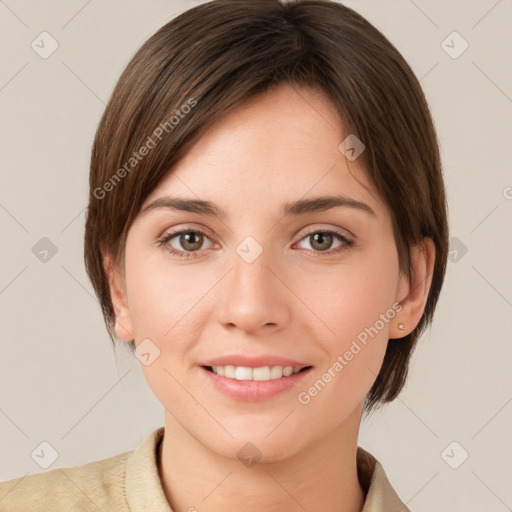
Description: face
110,83,413,462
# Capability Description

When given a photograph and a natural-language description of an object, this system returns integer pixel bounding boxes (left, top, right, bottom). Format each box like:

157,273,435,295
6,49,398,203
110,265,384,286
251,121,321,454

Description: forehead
142,83,383,217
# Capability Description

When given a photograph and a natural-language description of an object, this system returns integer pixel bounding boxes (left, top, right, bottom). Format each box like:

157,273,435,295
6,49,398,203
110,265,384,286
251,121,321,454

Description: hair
84,0,449,416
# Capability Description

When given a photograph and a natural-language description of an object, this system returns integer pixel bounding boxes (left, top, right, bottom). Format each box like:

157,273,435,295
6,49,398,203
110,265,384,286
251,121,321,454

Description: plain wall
1,1,511,511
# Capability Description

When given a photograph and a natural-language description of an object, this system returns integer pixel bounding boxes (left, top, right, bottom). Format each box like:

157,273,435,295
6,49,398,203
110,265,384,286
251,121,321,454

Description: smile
204,365,311,381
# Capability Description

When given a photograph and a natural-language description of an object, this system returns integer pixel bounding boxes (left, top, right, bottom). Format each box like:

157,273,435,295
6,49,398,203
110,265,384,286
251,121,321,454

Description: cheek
293,276,394,427
300,252,400,345
124,257,211,413
124,253,210,340
294,249,400,398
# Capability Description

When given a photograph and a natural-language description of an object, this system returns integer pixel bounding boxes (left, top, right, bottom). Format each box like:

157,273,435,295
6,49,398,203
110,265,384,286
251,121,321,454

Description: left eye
295,230,352,253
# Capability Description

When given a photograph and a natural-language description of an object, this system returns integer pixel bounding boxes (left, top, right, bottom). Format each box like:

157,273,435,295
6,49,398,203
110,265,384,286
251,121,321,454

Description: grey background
1,1,511,510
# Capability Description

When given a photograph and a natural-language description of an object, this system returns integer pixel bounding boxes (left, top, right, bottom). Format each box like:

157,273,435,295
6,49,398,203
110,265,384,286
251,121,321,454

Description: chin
198,423,309,465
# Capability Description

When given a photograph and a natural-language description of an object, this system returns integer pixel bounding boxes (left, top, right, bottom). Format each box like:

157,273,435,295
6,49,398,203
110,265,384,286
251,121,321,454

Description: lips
198,354,313,400
200,364,313,401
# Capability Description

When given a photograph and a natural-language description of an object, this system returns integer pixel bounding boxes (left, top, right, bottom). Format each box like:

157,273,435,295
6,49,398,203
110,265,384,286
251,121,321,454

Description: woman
0,0,448,510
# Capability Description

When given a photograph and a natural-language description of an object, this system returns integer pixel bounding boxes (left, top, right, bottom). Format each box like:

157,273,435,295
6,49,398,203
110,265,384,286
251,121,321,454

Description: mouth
201,364,313,381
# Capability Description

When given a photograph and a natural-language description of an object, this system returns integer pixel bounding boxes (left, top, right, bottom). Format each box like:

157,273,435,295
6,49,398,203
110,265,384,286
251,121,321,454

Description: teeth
235,366,253,380
252,366,270,380
270,365,284,379
210,365,304,381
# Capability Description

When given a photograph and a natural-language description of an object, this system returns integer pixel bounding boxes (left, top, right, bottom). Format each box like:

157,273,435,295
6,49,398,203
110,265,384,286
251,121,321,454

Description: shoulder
0,448,132,511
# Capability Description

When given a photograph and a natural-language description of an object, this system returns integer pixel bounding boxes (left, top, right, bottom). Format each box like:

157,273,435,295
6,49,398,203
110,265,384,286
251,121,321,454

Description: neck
158,407,366,512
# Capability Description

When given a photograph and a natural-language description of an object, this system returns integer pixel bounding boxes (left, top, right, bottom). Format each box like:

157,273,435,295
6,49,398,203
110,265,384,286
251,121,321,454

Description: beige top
0,427,410,511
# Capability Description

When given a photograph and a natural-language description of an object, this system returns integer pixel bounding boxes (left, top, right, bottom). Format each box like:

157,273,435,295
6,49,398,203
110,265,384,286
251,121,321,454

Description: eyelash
156,227,354,259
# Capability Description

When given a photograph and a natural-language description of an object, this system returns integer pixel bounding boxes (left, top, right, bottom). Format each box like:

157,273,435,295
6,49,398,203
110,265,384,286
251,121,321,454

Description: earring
398,323,405,330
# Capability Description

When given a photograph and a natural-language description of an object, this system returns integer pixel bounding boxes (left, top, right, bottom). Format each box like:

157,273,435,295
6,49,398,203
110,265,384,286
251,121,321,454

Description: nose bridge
230,236,276,306
217,234,289,332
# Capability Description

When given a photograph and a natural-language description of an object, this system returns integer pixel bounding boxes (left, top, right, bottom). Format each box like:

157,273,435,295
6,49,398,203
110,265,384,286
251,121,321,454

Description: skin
104,83,435,512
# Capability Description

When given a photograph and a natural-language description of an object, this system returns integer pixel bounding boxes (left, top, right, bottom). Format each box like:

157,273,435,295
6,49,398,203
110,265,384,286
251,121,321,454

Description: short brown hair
84,0,449,415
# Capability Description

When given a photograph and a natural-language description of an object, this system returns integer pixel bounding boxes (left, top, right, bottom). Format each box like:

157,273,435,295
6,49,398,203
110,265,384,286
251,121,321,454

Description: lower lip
200,366,312,401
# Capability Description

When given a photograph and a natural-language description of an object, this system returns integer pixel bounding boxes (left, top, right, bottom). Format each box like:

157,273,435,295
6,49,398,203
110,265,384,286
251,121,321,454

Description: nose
215,244,291,335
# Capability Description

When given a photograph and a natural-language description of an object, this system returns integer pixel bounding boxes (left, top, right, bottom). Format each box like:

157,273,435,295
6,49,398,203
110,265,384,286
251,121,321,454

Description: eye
295,229,353,255
157,228,214,258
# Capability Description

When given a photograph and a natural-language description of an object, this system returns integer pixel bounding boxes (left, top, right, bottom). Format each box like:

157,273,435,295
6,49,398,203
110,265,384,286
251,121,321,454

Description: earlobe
114,317,134,342
390,238,436,339
102,251,134,342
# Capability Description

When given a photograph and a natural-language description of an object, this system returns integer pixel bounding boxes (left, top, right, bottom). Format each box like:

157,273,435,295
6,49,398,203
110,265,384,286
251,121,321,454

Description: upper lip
200,355,312,369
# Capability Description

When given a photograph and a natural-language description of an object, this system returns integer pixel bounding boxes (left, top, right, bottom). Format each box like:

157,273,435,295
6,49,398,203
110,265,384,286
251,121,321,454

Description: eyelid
296,224,354,240
158,223,217,242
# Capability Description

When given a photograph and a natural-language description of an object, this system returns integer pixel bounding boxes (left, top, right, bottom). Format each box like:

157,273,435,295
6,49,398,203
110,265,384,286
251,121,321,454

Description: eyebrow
140,194,376,219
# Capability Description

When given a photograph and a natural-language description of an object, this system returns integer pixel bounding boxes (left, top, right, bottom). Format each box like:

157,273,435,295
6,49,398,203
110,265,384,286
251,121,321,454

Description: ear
389,238,436,339
102,251,134,342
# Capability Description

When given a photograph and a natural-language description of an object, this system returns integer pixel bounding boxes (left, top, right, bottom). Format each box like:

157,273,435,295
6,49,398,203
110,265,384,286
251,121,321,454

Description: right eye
157,228,215,258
